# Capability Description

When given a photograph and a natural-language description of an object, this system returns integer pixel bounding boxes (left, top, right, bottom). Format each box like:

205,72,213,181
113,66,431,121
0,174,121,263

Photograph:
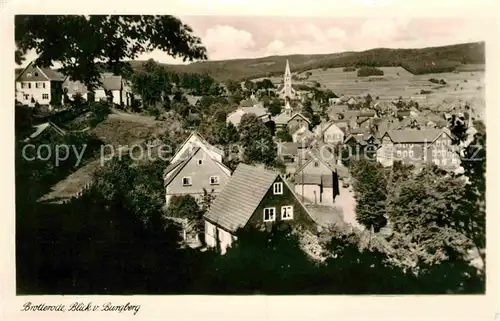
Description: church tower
284,60,292,95
278,59,297,100
283,59,293,99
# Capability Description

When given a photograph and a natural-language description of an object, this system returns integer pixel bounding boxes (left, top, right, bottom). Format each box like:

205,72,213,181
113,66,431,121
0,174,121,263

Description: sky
19,16,487,67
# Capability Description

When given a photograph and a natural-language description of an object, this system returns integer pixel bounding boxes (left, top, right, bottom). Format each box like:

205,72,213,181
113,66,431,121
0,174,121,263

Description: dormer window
273,182,283,195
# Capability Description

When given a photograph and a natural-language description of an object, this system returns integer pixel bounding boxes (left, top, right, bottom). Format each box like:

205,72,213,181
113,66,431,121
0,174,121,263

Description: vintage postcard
1,0,499,320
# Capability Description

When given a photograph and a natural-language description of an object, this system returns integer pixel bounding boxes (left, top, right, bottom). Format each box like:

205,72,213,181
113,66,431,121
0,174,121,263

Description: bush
343,67,356,72
357,67,384,77
420,89,433,95
275,129,293,142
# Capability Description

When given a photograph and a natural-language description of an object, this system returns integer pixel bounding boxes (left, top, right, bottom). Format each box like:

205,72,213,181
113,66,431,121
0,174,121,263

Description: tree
450,120,486,267
350,159,388,232
15,15,207,89
215,122,239,146
267,99,282,116
275,129,293,142
238,114,279,168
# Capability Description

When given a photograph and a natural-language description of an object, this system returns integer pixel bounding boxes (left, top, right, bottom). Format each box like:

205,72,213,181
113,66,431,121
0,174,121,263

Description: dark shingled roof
204,164,280,232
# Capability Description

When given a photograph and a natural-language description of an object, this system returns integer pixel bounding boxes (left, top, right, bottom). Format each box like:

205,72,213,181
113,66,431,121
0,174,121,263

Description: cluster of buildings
163,131,342,254
15,61,134,110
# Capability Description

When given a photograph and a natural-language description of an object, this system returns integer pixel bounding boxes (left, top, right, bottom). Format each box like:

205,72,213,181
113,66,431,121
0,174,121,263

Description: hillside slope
16,42,485,83
130,41,485,81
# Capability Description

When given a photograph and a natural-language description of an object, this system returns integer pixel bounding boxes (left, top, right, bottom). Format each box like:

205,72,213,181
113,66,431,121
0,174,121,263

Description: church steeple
283,59,293,99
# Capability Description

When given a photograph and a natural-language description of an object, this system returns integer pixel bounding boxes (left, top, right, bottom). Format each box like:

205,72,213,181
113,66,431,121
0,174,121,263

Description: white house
15,61,65,108
314,122,345,145
62,73,132,107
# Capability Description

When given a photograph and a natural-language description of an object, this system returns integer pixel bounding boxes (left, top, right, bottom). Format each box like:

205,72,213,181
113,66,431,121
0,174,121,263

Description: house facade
15,62,65,108
62,73,132,107
274,101,310,132
376,129,460,170
164,147,231,206
165,132,228,206
314,122,345,145
294,149,339,206
204,164,318,254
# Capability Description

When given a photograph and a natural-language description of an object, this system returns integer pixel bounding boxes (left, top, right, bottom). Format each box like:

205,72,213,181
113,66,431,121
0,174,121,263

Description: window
281,206,293,220
402,151,407,158
209,176,220,185
27,72,32,77
396,150,402,158
34,72,39,76
263,207,276,222
436,140,441,147
273,182,283,195
182,177,192,186
197,159,203,165
42,94,49,100
433,159,440,165
409,150,414,158
36,82,44,88
314,161,319,167
23,94,29,100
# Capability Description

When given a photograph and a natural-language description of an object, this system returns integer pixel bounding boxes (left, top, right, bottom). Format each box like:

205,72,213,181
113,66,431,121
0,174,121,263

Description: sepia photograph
13,12,488,298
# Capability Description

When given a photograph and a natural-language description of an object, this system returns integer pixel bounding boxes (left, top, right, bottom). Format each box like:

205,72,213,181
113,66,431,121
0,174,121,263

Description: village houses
63,73,133,107
313,121,345,145
293,148,340,206
15,61,65,108
274,101,310,133
203,163,319,254
226,98,271,127
164,132,230,205
376,128,460,170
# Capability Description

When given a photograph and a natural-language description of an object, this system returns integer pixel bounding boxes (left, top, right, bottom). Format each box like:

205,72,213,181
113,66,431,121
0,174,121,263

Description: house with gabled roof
203,163,319,254
376,128,460,170
274,101,310,133
63,73,132,107
293,148,340,206
15,61,65,108
226,105,271,127
171,131,224,164
164,146,232,206
313,121,345,145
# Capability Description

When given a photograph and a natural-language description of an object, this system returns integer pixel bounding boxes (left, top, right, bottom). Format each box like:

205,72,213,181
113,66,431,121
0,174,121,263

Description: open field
256,66,485,120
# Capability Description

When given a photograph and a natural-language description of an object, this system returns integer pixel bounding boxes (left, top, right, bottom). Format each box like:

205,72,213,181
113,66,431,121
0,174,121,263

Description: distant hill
129,41,485,82
16,42,485,83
